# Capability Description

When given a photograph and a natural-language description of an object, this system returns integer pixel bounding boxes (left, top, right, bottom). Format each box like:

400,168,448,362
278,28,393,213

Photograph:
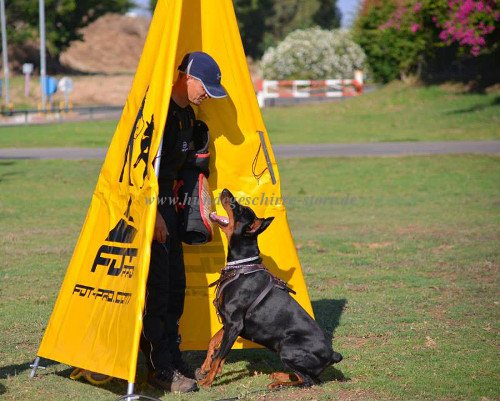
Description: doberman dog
197,189,342,388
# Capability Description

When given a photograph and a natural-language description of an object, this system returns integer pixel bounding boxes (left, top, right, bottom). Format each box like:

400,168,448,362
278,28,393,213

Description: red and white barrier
256,71,363,107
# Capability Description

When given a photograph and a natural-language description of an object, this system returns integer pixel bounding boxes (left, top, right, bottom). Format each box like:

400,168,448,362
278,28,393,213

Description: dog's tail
331,351,343,364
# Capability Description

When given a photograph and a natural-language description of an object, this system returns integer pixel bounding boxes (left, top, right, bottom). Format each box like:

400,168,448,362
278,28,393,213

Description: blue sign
41,76,58,96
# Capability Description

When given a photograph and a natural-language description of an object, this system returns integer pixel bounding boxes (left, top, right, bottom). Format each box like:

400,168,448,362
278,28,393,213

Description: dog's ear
246,217,274,236
258,217,275,234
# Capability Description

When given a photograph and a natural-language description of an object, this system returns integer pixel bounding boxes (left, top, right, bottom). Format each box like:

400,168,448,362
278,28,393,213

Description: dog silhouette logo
106,197,138,244
120,88,155,188
133,115,155,188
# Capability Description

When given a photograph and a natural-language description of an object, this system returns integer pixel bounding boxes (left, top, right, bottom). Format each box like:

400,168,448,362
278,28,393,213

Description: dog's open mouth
209,212,229,227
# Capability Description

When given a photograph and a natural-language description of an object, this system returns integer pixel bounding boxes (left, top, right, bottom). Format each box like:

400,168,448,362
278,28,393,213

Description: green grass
0,120,118,148
1,155,499,400
0,83,498,147
264,83,500,143
2,75,34,109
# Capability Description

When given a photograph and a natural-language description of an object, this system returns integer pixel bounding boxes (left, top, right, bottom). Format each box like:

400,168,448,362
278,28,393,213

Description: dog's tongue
209,212,229,227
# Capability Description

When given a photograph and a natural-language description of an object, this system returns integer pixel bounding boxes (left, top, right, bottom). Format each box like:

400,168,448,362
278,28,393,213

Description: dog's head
209,189,274,243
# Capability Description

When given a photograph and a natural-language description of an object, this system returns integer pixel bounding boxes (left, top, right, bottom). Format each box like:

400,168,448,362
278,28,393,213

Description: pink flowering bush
379,0,498,56
435,0,498,56
354,0,499,82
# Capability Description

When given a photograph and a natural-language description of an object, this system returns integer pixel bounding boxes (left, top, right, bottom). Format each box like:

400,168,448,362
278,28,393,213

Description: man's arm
154,211,169,243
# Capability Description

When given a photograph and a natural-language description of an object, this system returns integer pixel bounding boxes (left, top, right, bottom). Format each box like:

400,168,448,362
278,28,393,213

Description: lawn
0,82,498,147
264,83,500,143
0,120,118,148
0,155,498,400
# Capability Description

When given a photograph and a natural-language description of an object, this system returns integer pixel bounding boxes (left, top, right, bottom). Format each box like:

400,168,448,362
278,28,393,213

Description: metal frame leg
29,357,40,378
258,130,277,185
126,382,135,401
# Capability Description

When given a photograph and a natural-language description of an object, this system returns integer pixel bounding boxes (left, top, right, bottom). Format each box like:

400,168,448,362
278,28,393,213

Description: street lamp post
39,0,47,111
0,0,10,108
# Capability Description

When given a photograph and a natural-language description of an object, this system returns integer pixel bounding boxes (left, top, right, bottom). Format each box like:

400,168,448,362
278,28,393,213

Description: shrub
353,1,436,83
261,27,367,80
353,0,499,83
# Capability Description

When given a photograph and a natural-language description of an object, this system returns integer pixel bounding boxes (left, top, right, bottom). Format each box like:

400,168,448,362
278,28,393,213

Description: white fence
256,71,364,107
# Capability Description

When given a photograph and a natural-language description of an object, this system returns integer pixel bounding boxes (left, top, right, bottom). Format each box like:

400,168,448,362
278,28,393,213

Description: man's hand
154,211,169,243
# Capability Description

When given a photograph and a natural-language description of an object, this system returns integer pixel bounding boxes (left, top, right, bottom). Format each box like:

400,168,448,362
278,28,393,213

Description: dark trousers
140,198,186,372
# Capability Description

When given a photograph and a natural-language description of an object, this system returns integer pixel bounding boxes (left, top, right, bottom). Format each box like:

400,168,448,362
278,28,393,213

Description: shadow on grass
313,298,349,383
312,298,347,340
0,160,23,183
447,95,500,114
0,358,59,379
0,358,159,399
51,364,165,399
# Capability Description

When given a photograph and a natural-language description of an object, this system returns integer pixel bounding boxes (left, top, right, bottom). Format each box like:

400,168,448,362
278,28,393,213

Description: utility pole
39,0,47,111
0,0,10,108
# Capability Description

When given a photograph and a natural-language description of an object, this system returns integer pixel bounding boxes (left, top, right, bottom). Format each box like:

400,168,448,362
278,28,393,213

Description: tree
266,0,300,41
5,0,132,59
150,0,342,59
313,0,341,29
150,0,276,59
352,1,429,82
237,0,342,58
353,0,499,83
233,0,274,59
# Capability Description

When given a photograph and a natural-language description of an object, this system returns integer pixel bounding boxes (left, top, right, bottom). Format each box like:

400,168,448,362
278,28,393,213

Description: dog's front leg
198,322,243,387
198,328,224,379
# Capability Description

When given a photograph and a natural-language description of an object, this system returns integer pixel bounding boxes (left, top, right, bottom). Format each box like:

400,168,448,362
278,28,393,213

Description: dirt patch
255,386,324,401
353,242,394,249
342,336,369,348
344,283,369,292
396,224,432,236
327,278,342,286
430,244,454,254
12,13,262,106
425,336,437,348
485,83,500,94
60,14,150,74
71,74,134,105
296,240,328,253
253,387,384,401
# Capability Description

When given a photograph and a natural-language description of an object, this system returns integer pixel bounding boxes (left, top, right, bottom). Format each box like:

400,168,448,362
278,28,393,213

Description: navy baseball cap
178,52,227,98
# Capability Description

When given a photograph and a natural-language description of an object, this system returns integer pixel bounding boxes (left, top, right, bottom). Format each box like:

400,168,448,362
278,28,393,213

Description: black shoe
148,369,198,393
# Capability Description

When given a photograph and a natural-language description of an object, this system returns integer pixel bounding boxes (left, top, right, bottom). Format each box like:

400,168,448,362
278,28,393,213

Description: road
0,141,499,160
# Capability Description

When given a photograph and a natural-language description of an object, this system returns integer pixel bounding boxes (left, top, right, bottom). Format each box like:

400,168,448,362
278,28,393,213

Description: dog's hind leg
268,356,317,388
198,322,243,387
267,371,314,389
270,372,293,381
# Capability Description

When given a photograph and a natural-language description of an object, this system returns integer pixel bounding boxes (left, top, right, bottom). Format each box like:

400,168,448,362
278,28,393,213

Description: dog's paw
332,351,343,363
194,368,208,381
197,377,213,388
269,372,292,381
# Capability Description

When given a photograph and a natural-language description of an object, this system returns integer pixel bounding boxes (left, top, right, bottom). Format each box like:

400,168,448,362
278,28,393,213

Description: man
141,51,227,393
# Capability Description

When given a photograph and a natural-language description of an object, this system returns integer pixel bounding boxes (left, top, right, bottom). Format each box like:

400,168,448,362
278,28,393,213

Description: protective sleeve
176,120,213,245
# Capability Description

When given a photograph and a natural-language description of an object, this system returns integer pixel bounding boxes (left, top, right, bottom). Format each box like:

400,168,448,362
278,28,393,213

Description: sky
131,0,361,28
337,0,361,27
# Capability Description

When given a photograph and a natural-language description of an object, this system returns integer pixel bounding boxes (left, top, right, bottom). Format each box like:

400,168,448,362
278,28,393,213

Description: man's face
186,75,209,106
